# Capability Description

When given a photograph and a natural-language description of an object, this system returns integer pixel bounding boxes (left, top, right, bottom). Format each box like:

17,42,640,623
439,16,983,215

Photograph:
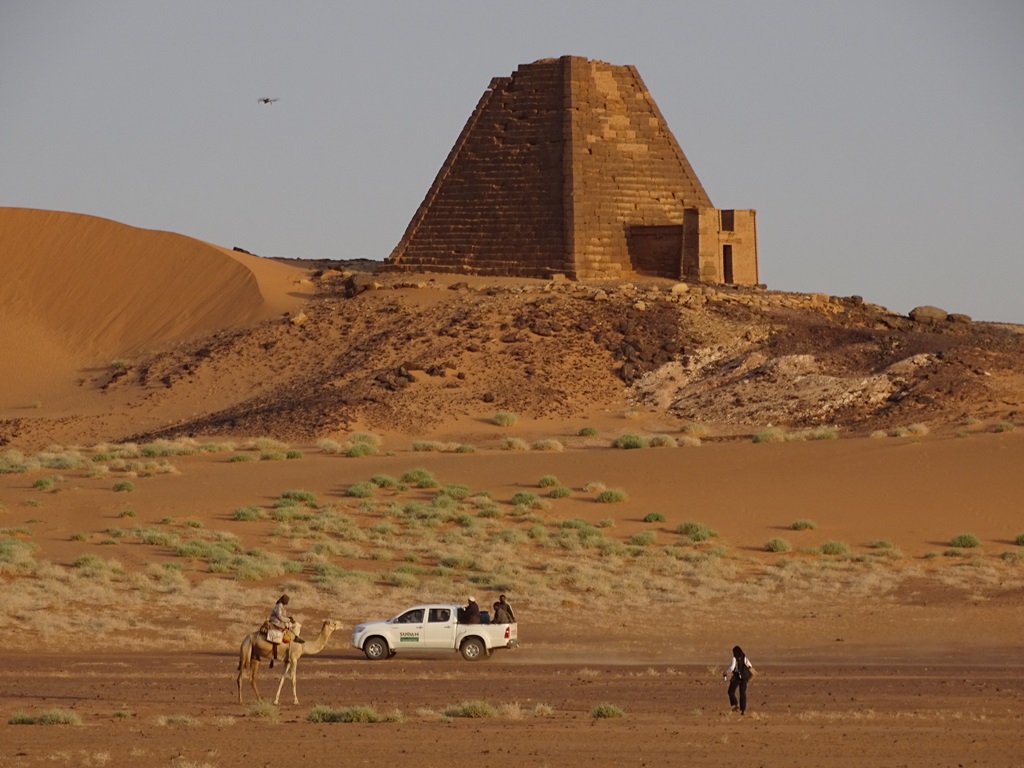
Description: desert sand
1,209,1023,767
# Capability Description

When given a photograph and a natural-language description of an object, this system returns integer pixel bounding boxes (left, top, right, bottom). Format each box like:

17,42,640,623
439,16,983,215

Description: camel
237,619,341,705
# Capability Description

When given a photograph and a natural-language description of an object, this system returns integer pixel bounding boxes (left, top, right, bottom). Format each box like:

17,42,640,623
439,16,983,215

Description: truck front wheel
363,636,390,661
460,637,487,661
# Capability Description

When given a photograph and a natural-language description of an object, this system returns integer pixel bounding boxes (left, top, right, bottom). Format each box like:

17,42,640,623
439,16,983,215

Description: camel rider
267,594,304,662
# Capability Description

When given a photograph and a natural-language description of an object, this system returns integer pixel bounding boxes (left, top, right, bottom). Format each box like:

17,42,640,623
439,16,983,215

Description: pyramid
388,56,757,284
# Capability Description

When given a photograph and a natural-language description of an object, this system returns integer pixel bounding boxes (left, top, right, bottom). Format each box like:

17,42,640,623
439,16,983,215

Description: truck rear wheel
363,636,389,661
460,637,487,661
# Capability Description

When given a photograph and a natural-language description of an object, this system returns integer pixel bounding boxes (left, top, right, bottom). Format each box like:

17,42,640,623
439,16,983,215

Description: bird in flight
257,97,279,104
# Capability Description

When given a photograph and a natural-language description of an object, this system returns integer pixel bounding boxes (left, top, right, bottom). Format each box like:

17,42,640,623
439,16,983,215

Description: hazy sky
2,2,1022,322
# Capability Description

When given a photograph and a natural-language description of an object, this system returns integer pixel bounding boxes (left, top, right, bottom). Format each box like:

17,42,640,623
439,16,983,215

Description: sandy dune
0,208,308,406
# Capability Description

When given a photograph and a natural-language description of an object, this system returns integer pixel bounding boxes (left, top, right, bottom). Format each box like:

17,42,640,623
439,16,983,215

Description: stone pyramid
388,56,757,283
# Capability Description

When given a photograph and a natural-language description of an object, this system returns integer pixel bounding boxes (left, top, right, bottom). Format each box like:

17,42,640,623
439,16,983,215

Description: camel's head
323,619,342,633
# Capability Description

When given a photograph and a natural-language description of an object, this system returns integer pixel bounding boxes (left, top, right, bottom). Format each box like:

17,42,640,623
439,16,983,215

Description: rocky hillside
3,267,1022,447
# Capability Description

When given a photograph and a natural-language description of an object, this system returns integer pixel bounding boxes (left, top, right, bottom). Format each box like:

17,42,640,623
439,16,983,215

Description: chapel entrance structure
387,56,758,284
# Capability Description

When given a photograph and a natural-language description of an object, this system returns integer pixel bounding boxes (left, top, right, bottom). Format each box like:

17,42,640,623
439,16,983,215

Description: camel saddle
259,621,293,645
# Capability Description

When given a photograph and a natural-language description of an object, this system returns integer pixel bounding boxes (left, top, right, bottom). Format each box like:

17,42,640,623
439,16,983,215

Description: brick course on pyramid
388,56,757,284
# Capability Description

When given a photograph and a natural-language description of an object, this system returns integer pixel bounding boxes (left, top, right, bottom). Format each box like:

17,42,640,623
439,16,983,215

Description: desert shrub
8,712,35,724
2,545,38,582
117,509,136,518
455,444,476,453
1014,533,1024,547
596,489,628,503
790,518,817,531
443,701,498,718
764,538,791,553
596,518,615,528
233,505,263,521
260,451,287,461
819,540,849,556
499,437,530,451
141,440,198,457
492,412,518,427
475,503,503,518
510,492,541,507
628,531,657,546
248,702,278,719
548,486,572,499
326,705,381,723
531,439,564,452
867,539,894,549
648,434,677,448
582,481,605,493
538,475,560,488
1001,551,1024,563
37,709,81,725
400,468,438,488
228,453,256,463
280,489,318,505
412,441,441,452
438,484,472,500
868,429,887,439
370,474,399,489
578,426,598,437
906,423,930,436
112,481,134,493
345,443,375,458
752,428,785,444
994,421,1016,433
642,512,666,523
345,482,376,499
591,703,624,719
681,422,711,438
0,449,35,474
949,533,980,548
155,714,199,726
317,439,345,454
110,358,130,371
285,450,303,460
613,433,647,450
492,529,528,545
33,477,59,491
675,521,716,542
806,426,840,440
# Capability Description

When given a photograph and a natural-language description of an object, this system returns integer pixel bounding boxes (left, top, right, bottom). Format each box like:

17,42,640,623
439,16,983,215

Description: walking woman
723,645,755,714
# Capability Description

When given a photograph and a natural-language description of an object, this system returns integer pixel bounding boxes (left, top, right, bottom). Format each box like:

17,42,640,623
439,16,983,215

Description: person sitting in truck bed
492,600,513,624
460,596,481,624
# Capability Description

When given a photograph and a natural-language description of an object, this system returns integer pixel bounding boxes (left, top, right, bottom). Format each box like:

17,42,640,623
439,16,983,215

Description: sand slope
0,208,307,405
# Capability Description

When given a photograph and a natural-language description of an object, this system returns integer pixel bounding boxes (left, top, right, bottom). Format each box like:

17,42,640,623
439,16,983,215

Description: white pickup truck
351,603,518,661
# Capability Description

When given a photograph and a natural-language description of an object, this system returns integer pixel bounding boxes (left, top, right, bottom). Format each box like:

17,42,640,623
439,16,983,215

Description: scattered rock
670,283,689,295
948,313,972,324
909,305,948,324
343,273,381,298
289,312,308,326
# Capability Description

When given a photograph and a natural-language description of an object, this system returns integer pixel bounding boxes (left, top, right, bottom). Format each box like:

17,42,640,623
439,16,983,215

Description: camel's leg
238,636,253,704
249,661,262,702
273,660,289,705
290,658,300,705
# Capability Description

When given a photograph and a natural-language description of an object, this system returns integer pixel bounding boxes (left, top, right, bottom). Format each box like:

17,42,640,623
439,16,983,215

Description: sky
2,1,1023,322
